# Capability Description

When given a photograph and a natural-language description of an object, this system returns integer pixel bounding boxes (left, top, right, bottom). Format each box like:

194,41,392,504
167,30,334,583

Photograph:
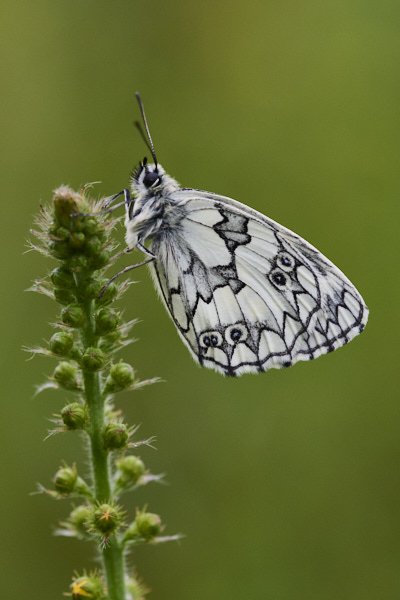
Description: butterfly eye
143,171,161,188
277,252,295,271
269,269,288,288
200,331,223,349
225,323,248,345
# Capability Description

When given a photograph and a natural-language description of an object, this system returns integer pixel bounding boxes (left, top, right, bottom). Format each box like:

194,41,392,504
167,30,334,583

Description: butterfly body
124,159,368,377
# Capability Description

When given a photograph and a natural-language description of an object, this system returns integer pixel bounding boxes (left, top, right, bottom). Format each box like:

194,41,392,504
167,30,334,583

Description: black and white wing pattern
120,95,368,377
147,190,368,377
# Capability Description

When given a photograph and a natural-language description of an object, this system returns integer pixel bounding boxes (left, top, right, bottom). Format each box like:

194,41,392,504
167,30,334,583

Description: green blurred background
1,1,398,598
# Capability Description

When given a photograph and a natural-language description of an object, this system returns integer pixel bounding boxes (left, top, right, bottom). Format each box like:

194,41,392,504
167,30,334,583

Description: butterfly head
131,159,179,199
133,157,164,190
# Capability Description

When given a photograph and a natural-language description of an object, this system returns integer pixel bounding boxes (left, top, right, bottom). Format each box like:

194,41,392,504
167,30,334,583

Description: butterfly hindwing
146,190,368,376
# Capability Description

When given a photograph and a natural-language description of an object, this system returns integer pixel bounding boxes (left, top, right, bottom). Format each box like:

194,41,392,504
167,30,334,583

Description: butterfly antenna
135,92,158,170
134,121,152,157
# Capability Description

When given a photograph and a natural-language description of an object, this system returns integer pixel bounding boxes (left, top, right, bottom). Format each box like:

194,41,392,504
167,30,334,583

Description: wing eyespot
200,331,223,349
225,323,248,345
269,269,288,288
277,252,295,272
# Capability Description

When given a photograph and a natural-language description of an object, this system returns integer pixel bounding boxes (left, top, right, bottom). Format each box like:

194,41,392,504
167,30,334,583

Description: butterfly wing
147,189,368,376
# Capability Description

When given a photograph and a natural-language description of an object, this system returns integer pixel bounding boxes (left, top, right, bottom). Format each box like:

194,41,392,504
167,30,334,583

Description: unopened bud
53,361,80,390
61,402,88,430
68,505,93,537
49,331,74,355
61,304,85,328
95,308,119,335
92,503,123,535
104,362,135,393
70,570,105,600
50,266,75,289
54,464,78,494
84,235,103,256
81,347,105,372
89,250,111,270
54,226,70,241
103,422,129,451
126,575,150,600
79,278,105,300
115,455,145,489
95,282,118,305
66,254,90,272
54,288,77,305
126,509,162,541
48,239,70,259
53,187,86,229
83,217,101,235
68,231,86,250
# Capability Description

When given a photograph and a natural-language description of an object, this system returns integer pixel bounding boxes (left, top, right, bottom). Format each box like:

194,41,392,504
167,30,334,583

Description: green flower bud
74,477,94,500
115,455,145,488
84,235,103,256
54,464,78,494
70,570,105,600
68,505,93,537
68,231,86,250
48,239,70,259
53,361,80,390
53,186,86,229
79,278,105,300
83,217,100,235
49,331,74,355
89,250,111,270
54,288,77,305
69,215,86,233
95,282,118,306
126,574,150,600
104,362,135,393
103,422,129,451
61,304,85,328
99,328,123,349
61,402,88,430
92,503,123,535
95,308,119,335
66,254,91,272
54,226,70,241
50,266,75,289
81,347,105,372
68,345,82,361
127,509,162,541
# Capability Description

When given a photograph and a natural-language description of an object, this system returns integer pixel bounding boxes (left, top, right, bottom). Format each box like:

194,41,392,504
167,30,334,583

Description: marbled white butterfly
104,93,368,377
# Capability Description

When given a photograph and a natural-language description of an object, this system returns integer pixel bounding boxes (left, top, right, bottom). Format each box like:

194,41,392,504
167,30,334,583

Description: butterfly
104,93,368,377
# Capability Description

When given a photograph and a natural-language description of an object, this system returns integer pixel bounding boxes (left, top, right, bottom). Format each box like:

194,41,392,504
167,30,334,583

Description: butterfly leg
104,188,138,213
73,189,135,217
108,238,155,266
99,241,156,297
103,188,129,209
137,241,156,259
99,256,155,298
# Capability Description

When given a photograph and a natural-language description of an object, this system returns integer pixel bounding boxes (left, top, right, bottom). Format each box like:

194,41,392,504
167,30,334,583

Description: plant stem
102,541,126,600
81,297,126,600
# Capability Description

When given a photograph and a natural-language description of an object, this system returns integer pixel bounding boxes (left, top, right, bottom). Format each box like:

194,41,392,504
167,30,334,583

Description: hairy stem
81,297,126,600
